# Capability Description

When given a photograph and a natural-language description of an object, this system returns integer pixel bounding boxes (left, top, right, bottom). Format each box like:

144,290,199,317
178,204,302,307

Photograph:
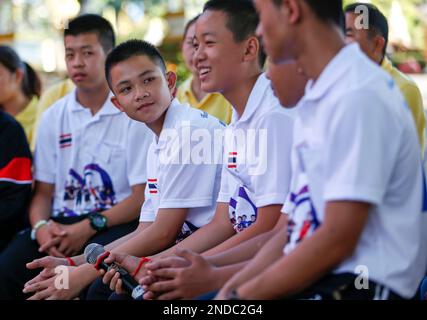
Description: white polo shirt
35,89,152,217
139,99,223,228
282,44,427,298
217,73,295,233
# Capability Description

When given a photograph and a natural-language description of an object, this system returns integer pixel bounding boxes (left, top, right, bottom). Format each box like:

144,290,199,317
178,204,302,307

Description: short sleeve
158,127,220,209
34,110,57,184
216,163,231,203
251,112,294,207
323,90,401,205
126,120,153,186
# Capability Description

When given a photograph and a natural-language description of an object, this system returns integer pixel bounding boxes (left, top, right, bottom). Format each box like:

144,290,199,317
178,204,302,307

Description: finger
146,279,177,293
115,279,125,295
57,239,70,254
150,268,179,279
174,248,198,262
139,275,157,286
48,247,66,258
102,268,116,285
39,237,62,253
143,291,156,300
144,259,174,271
103,254,116,264
23,278,51,294
110,272,120,291
26,257,50,270
24,274,44,288
50,223,67,237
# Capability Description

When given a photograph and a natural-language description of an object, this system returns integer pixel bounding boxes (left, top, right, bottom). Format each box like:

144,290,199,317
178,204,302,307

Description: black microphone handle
100,261,144,299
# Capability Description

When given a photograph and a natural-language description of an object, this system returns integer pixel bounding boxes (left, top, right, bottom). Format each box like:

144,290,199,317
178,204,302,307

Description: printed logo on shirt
60,163,116,217
229,186,257,233
228,152,237,169
59,133,72,149
200,111,209,119
148,178,158,194
285,184,320,254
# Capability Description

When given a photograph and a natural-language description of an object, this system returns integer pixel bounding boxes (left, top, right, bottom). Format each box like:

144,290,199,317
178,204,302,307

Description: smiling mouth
137,102,154,111
198,67,211,79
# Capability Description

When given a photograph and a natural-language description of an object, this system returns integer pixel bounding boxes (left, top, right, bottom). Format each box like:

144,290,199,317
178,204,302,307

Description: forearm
223,225,287,292
152,219,235,259
210,262,248,291
203,206,281,257
237,227,354,299
206,227,279,267
103,195,142,227
112,224,177,257
29,193,52,227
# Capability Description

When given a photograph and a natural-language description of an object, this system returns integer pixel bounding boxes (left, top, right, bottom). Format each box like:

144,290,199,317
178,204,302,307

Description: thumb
175,248,200,263
26,258,42,270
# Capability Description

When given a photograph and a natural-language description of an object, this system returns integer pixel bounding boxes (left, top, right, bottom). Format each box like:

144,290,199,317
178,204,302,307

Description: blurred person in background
345,3,425,152
0,45,41,148
177,15,233,124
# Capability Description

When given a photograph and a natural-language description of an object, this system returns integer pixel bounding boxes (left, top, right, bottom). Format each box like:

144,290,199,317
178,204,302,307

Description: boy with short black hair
23,39,223,300
217,0,427,300
0,14,153,300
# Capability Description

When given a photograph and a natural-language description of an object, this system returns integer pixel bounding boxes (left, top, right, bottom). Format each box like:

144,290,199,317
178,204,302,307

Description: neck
147,108,168,138
296,23,345,82
191,75,207,102
76,82,110,115
223,71,261,118
1,91,30,117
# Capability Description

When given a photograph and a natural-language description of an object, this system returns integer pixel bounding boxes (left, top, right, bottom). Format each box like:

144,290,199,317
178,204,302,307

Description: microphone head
84,243,105,265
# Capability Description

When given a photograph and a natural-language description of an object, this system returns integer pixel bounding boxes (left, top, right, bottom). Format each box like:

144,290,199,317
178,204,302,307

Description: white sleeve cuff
254,193,287,208
34,172,55,184
159,197,213,209
324,184,383,206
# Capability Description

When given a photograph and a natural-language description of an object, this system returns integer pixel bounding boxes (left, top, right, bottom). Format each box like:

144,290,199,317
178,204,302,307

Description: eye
83,51,93,57
119,86,131,94
144,77,155,84
65,53,74,59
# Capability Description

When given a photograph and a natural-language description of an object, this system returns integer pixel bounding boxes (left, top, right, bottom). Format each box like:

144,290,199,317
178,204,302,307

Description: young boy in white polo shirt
216,0,427,300
22,39,223,300
97,0,297,300
0,14,153,300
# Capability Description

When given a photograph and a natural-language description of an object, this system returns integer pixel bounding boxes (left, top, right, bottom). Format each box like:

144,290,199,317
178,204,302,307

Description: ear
166,71,177,97
374,35,386,61
14,69,25,85
110,96,125,112
243,37,260,64
284,0,302,25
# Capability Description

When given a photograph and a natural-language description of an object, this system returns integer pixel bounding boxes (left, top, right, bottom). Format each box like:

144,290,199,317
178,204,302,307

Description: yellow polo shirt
177,76,233,125
15,96,38,148
382,57,425,151
31,78,75,150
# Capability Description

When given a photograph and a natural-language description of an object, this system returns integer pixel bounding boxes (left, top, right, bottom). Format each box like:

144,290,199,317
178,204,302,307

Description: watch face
91,214,106,229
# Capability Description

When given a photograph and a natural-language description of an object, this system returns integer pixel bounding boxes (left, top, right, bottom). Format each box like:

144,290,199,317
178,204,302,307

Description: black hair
183,14,201,39
272,0,344,28
0,45,41,99
64,14,115,53
105,39,167,90
345,3,389,58
203,0,266,68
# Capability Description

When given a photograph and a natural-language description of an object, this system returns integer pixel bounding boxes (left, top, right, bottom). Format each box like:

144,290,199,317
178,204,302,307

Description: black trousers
0,216,138,300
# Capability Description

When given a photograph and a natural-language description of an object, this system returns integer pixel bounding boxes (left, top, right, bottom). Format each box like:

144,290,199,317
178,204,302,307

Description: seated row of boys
0,0,425,300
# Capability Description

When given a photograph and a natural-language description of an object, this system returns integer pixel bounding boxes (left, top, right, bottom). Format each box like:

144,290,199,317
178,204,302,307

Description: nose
194,45,206,70
72,52,85,68
135,85,148,101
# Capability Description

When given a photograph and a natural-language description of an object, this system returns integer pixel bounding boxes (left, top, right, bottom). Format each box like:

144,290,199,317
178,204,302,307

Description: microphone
84,243,144,300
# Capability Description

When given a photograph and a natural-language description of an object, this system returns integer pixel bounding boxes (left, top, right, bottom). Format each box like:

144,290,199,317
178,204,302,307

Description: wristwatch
87,212,108,232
